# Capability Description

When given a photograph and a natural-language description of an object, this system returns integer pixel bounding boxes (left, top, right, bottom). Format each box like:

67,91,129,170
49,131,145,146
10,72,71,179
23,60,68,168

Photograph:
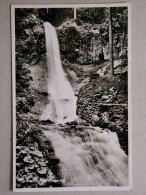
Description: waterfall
40,22,77,124
43,127,128,187
39,22,128,187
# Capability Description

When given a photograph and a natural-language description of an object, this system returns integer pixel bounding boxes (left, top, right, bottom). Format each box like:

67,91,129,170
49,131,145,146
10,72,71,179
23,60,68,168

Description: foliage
56,6,128,65
58,26,81,63
38,8,74,27
112,7,128,34
77,7,108,24
58,21,109,65
15,9,45,63
16,145,62,188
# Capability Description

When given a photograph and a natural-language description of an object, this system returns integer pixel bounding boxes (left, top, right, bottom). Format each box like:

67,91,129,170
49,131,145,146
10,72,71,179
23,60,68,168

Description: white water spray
40,22,77,124
43,127,128,187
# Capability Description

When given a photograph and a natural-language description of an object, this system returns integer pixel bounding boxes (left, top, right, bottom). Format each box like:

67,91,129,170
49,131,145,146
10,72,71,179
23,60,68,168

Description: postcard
12,3,131,192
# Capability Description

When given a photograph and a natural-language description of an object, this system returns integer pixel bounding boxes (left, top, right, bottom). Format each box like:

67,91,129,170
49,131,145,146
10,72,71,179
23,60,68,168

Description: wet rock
90,73,99,80
91,121,95,126
92,153,98,164
66,121,78,126
27,97,35,106
71,125,76,128
95,94,102,98
40,119,54,125
41,92,48,96
84,123,90,126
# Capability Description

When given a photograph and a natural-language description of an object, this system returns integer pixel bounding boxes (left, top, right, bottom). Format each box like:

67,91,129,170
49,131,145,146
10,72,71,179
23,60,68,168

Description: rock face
57,20,109,65
77,73,128,154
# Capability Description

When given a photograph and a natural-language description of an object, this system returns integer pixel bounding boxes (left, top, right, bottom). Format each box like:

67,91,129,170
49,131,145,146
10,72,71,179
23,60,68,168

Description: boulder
37,167,47,176
102,95,109,100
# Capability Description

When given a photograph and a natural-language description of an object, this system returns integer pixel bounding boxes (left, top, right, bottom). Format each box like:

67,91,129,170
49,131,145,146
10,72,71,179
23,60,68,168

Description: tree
74,8,77,19
108,7,114,75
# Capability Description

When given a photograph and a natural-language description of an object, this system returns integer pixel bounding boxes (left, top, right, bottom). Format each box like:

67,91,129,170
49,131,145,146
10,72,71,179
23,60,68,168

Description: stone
38,161,47,167
38,178,47,186
25,167,30,173
109,87,115,92
102,112,109,123
102,95,109,100
20,150,27,156
37,167,47,175
16,146,22,152
84,123,90,126
24,156,34,164
91,121,95,126
29,164,35,170
95,94,102,98
31,150,43,158
71,125,76,128
92,115,99,121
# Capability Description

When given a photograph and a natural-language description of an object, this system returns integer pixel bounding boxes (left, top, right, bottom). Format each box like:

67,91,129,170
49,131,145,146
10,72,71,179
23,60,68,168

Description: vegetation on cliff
15,10,62,188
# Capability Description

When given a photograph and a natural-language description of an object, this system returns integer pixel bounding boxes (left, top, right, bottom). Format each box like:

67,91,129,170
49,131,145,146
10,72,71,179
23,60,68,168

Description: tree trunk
74,8,77,19
108,7,114,75
121,29,125,55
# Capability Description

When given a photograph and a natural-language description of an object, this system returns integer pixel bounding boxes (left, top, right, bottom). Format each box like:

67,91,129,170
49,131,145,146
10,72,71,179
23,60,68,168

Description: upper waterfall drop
40,22,77,124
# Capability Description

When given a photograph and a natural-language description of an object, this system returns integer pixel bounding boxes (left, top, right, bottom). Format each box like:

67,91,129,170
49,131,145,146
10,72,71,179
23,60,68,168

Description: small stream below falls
42,125,128,187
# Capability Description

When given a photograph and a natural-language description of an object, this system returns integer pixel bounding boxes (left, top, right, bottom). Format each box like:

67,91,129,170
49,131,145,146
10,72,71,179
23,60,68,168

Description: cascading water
40,22,77,124
40,22,128,187
43,127,128,187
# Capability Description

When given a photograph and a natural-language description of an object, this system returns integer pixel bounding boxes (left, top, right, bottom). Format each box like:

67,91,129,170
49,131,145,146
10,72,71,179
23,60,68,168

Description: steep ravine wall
77,73,128,154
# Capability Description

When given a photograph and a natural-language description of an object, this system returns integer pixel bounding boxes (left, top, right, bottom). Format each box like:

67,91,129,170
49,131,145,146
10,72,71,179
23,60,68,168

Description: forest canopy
15,7,127,28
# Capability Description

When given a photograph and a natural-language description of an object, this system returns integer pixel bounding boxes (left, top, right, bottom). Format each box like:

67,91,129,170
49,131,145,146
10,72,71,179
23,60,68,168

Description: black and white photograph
12,4,131,191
